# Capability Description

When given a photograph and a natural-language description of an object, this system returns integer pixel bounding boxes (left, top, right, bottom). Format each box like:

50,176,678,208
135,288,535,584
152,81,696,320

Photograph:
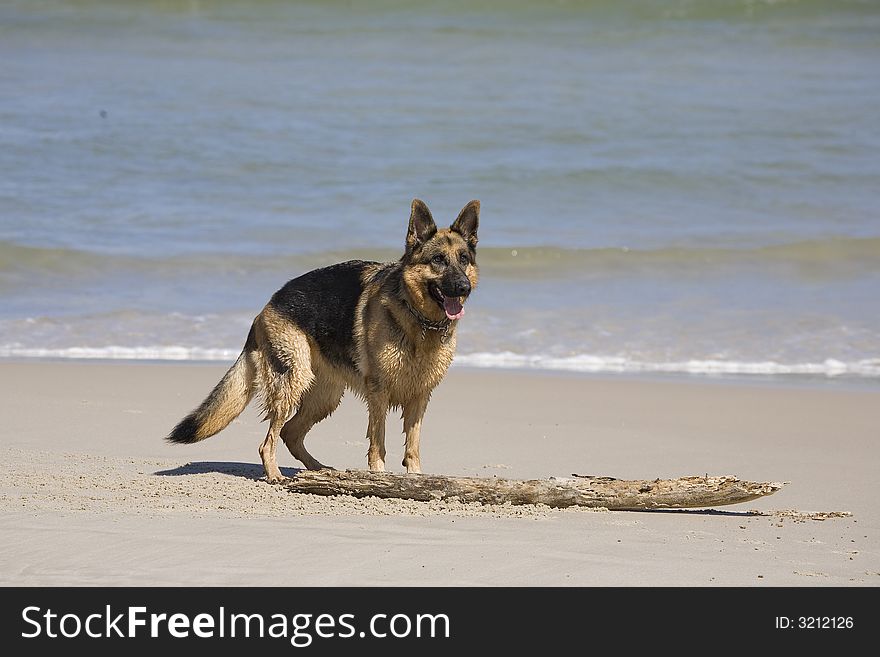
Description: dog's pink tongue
443,296,465,320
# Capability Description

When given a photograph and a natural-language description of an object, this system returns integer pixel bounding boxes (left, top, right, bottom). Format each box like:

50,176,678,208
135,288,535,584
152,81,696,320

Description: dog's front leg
402,396,428,474
366,394,389,472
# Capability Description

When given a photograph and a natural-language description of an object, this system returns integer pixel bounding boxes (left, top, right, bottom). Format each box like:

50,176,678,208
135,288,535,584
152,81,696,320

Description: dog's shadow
154,461,301,481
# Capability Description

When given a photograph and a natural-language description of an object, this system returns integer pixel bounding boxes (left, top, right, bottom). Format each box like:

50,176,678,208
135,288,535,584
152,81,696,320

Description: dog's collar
402,299,453,342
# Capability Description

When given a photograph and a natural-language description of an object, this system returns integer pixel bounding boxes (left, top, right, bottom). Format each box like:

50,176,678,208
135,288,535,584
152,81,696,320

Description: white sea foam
453,352,880,378
0,346,239,361
1,345,879,379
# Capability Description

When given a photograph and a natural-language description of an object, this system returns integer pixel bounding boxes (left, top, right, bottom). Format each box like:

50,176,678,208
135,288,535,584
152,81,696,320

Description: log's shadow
630,508,764,517
154,461,301,481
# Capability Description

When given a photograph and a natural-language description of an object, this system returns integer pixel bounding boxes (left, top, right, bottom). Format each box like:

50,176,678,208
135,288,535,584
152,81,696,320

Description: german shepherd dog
166,199,479,482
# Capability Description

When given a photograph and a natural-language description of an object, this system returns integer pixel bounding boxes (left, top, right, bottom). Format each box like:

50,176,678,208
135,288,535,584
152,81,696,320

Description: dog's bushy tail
166,327,257,445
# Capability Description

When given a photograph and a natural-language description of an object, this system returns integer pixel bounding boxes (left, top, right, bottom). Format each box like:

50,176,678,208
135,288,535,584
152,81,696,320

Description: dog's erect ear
451,200,479,249
406,199,437,252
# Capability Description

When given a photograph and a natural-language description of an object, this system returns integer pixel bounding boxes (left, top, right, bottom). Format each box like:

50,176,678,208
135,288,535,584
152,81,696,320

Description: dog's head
401,199,480,322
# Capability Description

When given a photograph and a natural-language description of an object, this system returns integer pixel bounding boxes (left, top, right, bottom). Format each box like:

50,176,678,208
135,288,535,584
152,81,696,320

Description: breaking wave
2,344,878,379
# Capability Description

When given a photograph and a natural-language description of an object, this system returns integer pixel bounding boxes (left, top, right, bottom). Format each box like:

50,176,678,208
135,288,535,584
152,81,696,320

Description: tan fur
355,269,460,472
195,350,256,440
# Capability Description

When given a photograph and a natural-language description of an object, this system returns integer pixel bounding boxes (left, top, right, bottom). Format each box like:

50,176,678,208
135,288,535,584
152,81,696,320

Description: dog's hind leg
259,362,314,482
281,373,344,471
252,314,315,483
259,416,287,484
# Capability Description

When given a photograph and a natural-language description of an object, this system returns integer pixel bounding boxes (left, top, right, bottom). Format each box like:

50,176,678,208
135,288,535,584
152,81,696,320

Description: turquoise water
1,0,879,380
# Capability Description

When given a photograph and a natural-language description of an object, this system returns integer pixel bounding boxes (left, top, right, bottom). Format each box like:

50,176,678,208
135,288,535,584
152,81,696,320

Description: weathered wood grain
283,470,784,510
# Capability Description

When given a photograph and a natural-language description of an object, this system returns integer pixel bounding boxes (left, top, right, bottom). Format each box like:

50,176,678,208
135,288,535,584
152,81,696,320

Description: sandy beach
0,360,876,586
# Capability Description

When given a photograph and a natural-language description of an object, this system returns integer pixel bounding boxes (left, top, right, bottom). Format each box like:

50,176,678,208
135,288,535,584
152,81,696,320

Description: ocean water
1,0,879,382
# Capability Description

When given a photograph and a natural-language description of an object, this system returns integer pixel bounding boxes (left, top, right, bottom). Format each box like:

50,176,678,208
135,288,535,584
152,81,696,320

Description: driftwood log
284,470,784,510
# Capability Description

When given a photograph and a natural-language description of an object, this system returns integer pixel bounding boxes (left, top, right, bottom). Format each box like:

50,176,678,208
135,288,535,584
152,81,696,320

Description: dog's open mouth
429,285,465,321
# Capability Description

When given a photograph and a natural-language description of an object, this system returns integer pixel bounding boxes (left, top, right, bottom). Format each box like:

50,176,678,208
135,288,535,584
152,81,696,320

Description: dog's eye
431,254,446,266
458,253,469,266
